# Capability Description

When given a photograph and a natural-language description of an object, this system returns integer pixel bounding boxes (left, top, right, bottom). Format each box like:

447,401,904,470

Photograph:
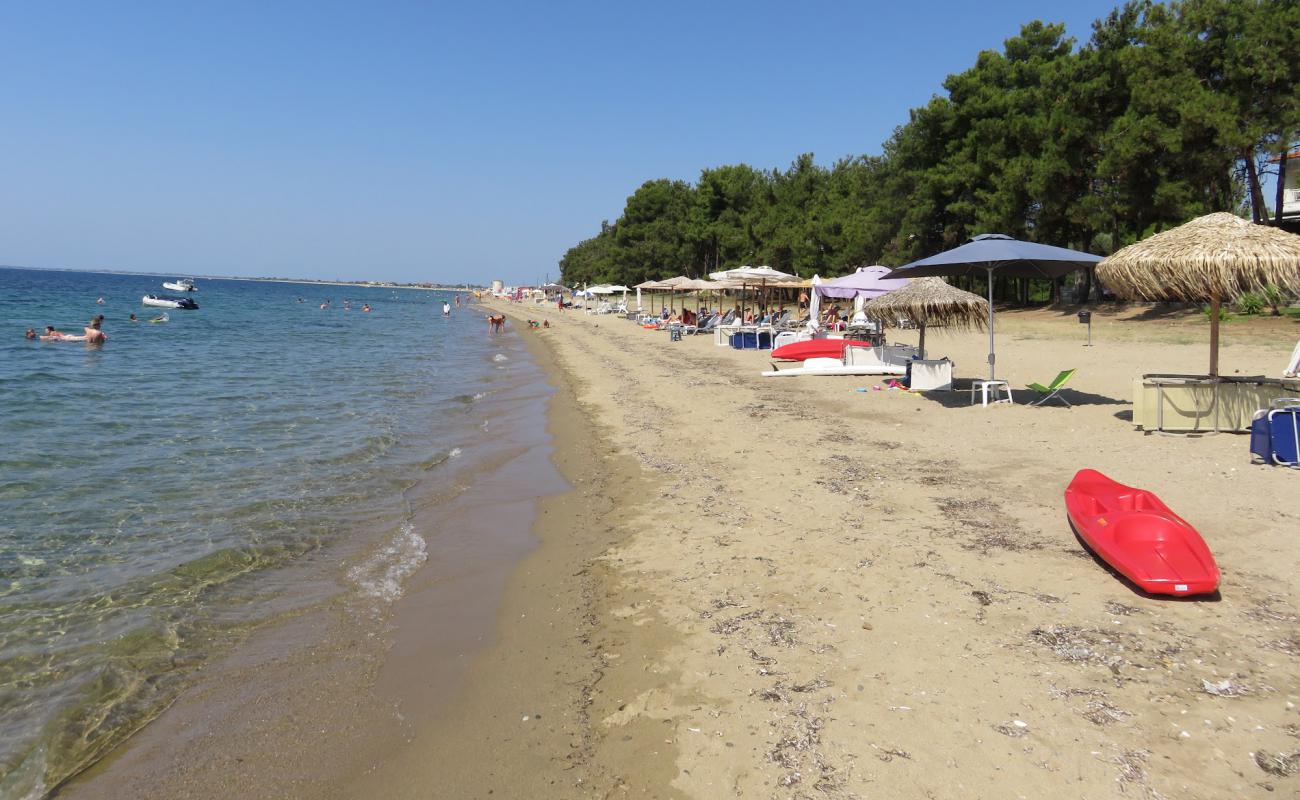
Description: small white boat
142,294,199,310
162,278,197,292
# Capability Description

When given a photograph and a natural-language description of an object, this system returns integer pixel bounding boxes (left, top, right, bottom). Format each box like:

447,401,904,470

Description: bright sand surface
65,299,1299,798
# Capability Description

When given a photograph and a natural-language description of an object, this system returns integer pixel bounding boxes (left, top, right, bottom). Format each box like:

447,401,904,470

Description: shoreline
55,297,1300,799
57,320,604,798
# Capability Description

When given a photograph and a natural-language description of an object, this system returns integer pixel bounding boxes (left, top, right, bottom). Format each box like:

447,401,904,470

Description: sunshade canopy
1098,212,1300,377
817,265,910,299
1097,212,1300,301
708,265,802,284
861,277,988,329
894,233,1102,379
893,234,1102,280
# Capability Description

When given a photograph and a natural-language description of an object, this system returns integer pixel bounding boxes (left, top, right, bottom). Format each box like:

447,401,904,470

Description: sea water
0,267,539,798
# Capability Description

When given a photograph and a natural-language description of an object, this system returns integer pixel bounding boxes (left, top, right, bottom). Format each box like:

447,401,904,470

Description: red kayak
1064,469,1219,596
771,338,868,361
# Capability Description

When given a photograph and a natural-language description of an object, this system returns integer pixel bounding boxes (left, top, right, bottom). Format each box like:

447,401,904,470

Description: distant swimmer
150,313,169,323
96,297,105,305
129,313,138,322
25,328,36,339
320,301,330,310
40,325,67,340
362,304,371,312
442,302,451,315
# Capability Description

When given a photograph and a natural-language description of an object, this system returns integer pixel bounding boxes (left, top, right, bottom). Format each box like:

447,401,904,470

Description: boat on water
1064,469,1219,596
142,294,199,310
162,278,197,292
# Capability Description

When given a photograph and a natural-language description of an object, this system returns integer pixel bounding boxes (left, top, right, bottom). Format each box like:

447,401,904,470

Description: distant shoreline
0,264,479,292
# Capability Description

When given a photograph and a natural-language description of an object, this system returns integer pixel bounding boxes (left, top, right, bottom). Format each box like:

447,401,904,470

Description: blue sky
2,0,1127,284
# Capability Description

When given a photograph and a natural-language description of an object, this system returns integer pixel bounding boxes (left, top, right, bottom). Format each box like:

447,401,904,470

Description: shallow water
0,268,521,798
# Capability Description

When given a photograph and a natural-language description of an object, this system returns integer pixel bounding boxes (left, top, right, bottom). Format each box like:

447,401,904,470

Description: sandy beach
61,299,1299,799
464,299,1299,799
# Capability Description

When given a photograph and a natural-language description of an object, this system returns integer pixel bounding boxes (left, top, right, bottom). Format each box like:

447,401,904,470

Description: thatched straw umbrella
1098,212,1300,377
861,277,988,359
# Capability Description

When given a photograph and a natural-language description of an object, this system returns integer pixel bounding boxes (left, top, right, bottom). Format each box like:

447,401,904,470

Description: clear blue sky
2,0,1127,285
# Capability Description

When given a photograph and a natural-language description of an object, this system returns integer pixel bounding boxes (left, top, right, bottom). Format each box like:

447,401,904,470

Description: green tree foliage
559,0,1294,299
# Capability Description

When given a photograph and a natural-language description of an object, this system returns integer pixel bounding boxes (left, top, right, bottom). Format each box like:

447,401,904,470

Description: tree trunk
1276,148,1289,226
1243,149,1265,223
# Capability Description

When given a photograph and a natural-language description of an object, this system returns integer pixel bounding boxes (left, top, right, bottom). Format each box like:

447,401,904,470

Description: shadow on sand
915,380,1128,409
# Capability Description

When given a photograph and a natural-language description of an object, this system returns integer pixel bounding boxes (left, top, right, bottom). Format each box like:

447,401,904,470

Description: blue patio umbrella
892,234,1102,379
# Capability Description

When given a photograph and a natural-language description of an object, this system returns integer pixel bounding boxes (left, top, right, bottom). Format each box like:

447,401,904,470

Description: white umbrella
807,275,822,333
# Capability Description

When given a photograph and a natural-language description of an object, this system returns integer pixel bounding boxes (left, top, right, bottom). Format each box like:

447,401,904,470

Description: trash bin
1077,310,1092,324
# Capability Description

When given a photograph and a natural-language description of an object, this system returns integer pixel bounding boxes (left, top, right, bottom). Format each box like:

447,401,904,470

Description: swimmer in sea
362,304,371,312
84,318,107,344
25,328,36,339
96,297,105,305
129,313,138,322
41,325,66,340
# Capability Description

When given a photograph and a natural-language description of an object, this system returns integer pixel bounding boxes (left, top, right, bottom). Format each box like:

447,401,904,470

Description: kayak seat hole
1111,514,1177,545
1115,491,1157,512
1073,495,1109,516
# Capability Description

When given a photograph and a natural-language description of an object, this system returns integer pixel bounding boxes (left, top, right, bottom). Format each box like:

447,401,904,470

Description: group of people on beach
485,314,506,333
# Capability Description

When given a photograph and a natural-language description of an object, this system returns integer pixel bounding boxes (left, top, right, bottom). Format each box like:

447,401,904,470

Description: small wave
448,447,462,459
346,523,427,604
472,392,486,400
492,353,508,362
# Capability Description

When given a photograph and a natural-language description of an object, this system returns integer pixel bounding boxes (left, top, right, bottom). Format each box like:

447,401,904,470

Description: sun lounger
1286,340,1300,378
1026,368,1076,407
1250,398,1300,467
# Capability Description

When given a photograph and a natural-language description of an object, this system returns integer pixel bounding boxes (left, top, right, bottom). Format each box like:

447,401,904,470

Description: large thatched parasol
862,277,988,359
1098,212,1300,376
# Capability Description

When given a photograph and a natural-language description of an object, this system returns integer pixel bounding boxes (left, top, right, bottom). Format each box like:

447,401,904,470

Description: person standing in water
442,301,451,315
84,318,107,344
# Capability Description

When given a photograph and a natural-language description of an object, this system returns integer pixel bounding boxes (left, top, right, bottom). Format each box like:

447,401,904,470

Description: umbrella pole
986,267,996,380
918,322,926,360
1209,293,1220,378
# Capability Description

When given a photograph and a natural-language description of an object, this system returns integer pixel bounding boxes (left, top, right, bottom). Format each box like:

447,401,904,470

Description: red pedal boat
1064,469,1219,596
771,338,868,361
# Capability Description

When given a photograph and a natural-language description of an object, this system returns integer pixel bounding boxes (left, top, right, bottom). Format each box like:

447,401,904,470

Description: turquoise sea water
0,268,532,798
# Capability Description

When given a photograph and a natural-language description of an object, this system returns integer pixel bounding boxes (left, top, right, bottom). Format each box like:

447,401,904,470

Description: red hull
771,339,868,361
1064,469,1219,596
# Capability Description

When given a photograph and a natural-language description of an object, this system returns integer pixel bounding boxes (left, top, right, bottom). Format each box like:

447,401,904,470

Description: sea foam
347,523,427,604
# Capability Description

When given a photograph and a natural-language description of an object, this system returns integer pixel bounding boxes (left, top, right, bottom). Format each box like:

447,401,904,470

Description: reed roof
1097,212,1300,301
861,277,988,329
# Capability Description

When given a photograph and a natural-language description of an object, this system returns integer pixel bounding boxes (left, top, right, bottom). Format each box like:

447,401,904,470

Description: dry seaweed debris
1254,750,1300,777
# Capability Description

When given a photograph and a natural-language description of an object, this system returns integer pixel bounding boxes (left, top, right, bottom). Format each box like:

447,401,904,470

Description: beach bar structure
1132,375,1300,432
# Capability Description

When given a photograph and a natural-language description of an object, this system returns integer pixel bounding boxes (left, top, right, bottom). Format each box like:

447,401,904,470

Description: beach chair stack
1250,399,1300,468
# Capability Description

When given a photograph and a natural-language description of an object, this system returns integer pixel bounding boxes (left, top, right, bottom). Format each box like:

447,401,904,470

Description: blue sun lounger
1250,399,1300,468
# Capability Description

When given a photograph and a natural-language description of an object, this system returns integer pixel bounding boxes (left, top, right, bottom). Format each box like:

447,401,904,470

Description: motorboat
162,278,197,292
142,294,199,310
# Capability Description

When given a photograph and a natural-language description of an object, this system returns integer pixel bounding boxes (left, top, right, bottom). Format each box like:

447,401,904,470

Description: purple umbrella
816,266,910,299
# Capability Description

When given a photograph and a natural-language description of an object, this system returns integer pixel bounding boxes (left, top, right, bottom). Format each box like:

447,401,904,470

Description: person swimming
362,304,371,312
129,313,138,322
84,318,107,344
25,328,36,339
150,312,169,323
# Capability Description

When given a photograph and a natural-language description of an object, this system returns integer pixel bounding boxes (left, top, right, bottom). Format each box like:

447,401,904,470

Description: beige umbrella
861,277,988,359
1098,212,1300,377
